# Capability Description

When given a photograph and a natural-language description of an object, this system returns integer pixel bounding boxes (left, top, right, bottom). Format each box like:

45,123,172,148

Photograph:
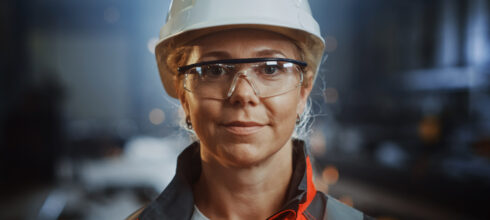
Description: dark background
1,0,489,219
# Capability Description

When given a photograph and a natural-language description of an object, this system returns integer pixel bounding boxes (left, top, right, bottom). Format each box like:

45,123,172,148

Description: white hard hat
155,0,325,98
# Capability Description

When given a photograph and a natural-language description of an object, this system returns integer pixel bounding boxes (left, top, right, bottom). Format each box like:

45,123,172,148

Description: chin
217,142,272,167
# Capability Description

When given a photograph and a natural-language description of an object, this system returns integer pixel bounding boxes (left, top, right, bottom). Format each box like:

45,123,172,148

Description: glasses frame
177,57,307,73
178,57,308,99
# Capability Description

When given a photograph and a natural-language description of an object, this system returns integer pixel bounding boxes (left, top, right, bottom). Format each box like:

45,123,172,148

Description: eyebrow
255,49,288,58
199,49,289,61
199,51,231,61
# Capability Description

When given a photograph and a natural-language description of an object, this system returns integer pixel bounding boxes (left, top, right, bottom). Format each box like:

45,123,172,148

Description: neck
193,140,294,220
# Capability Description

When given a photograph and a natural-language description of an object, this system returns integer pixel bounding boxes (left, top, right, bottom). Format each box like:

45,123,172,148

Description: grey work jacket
127,140,374,220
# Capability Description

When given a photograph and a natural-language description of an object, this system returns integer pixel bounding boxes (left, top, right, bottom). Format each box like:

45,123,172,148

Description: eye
258,62,287,76
263,65,279,75
202,64,228,77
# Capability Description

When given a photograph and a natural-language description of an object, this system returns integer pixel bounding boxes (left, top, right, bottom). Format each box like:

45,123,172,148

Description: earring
296,114,301,125
186,116,192,129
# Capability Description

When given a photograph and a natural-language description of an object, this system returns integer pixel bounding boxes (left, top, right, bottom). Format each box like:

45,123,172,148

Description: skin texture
177,29,313,220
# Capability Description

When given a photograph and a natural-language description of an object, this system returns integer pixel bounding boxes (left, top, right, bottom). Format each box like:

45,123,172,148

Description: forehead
190,29,301,60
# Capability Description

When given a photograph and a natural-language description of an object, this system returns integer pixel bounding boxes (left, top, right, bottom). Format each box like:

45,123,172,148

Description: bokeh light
149,108,165,125
418,116,441,143
310,130,327,156
322,165,339,185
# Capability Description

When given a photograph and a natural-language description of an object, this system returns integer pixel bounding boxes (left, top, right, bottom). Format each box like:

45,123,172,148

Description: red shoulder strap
296,156,317,220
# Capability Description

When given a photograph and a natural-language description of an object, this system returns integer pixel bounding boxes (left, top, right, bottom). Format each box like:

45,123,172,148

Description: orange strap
296,156,317,220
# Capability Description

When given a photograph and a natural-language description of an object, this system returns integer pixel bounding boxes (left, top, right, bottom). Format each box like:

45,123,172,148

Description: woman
128,0,372,219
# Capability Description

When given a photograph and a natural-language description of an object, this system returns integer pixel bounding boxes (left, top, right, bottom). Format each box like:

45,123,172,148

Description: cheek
188,99,221,139
267,94,300,134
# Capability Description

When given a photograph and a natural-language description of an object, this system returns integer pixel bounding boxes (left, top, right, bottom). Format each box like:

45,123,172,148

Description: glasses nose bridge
226,69,260,98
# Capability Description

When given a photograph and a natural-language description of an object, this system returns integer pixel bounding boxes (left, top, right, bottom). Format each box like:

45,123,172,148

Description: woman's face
179,29,312,168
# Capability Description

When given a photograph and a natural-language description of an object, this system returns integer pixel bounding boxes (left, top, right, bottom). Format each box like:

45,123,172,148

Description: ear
296,73,314,115
176,77,191,117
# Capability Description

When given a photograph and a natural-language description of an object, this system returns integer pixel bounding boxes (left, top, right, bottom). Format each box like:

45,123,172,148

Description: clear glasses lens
183,61,303,99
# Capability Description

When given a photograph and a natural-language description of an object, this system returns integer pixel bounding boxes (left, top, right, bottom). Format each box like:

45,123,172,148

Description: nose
227,73,260,106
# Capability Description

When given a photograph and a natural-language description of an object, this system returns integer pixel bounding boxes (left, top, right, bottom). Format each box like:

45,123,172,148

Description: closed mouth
223,121,264,127
221,121,265,135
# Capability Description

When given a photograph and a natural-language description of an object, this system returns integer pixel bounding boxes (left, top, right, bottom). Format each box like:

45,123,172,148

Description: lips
221,121,265,135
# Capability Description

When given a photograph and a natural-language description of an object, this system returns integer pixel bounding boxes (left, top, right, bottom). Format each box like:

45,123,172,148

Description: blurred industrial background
1,0,489,219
